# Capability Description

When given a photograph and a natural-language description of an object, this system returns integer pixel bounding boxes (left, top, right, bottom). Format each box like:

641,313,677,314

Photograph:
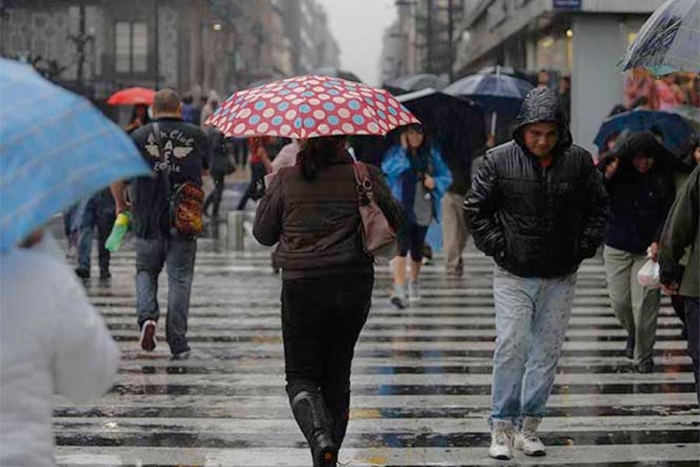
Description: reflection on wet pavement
54,242,700,466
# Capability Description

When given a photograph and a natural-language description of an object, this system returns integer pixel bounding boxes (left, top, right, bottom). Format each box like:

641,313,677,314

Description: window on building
115,21,148,73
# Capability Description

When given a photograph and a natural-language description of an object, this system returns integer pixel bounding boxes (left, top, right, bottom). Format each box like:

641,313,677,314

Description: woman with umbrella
255,138,404,466
599,132,680,372
382,124,452,308
208,75,412,466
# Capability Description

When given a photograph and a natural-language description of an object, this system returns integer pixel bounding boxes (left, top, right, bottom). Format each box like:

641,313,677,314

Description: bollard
227,210,245,251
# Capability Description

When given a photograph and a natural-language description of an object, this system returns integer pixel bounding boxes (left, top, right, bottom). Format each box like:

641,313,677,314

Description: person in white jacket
0,230,120,466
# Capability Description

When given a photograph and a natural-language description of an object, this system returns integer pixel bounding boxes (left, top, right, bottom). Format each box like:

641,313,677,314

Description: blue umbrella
593,109,695,155
0,58,151,252
443,72,534,113
620,0,700,75
443,69,534,137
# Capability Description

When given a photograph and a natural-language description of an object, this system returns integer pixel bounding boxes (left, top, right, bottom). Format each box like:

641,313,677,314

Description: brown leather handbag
353,161,397,260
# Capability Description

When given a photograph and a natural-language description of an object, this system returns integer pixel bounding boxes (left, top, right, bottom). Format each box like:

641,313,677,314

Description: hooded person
465,87,607,460
599,131,678,374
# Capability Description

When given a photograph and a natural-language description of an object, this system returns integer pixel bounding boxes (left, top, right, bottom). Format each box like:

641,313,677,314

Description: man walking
659,165,699,405
74,188,115,281
111,89,209,360
465,88,607,460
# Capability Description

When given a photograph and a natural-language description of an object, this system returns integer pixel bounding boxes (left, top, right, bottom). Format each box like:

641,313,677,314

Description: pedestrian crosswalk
55,241,699,466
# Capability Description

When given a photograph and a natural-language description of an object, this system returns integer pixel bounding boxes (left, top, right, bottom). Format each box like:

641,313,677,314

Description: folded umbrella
620,0,700,75
107,87,156,106
594,109,695,155
207,75,420,139
0,59,151,252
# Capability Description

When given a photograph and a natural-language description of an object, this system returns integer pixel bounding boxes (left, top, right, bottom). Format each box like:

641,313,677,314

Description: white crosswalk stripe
55,244,699,466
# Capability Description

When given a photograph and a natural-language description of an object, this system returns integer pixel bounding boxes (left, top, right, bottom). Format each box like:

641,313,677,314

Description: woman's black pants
281,272,373,448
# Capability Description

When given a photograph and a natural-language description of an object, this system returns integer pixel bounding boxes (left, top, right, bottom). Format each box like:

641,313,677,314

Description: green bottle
105,211,131,252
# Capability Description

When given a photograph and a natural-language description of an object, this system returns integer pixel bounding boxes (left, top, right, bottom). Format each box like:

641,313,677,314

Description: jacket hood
513,87,573,156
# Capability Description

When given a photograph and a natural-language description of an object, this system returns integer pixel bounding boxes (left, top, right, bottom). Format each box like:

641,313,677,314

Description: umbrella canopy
668,105,700,130
312,67,363,83
443,73,534,100
0,59,151,252
107,87,156,106
396,88,486,167
443,73,534,115
608,131,693,173
207,75,420,139
620,0,700,75
385,74,449,94
476,65,531,82
594,109,695,155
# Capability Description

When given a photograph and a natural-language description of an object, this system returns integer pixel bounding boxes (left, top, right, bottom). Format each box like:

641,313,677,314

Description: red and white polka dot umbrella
206,75,421,139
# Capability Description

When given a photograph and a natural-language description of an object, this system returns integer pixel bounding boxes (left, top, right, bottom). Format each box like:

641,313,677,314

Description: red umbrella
107,87,156,106
207,75,420,138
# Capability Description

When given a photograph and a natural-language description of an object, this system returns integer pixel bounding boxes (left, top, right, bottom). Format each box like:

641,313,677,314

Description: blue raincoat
382,144,452,250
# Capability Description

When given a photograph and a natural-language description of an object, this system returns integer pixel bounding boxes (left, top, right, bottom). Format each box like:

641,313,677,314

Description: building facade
1,0,339,104
455,0,666,152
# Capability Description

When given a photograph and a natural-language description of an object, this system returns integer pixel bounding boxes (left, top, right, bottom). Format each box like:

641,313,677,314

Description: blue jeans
77,198,115,271
491,266,577,428
135,237,197,354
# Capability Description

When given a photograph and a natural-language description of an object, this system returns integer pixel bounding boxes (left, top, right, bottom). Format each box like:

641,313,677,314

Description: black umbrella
395,88,487,175
603,131,694,173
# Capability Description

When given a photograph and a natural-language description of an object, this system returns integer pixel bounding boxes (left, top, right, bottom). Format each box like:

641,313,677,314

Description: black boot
290,390,338,467
323,386,350,449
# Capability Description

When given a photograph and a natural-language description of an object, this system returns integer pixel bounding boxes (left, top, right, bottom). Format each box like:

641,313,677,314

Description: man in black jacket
465,88,606,460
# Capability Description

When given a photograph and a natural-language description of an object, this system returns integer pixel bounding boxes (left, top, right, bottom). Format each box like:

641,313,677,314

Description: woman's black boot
323,385,351,449
290,390,338,466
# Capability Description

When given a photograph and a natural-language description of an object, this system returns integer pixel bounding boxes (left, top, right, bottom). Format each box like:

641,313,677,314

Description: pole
227,211,245,251
154,0,160,89
491,65,501,137
447,0,454,82
76,5,86,91
426,0,433,73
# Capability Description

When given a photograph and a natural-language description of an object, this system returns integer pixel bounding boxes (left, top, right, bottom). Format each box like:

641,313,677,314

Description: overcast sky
316,0,397,86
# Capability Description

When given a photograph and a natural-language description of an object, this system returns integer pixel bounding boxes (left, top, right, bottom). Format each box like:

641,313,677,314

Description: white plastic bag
637,258,661,289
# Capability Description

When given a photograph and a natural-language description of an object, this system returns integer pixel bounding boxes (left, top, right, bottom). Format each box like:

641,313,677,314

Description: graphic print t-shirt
130,118,209,239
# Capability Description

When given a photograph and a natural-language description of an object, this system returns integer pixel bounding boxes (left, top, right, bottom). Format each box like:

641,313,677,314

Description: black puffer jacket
464,88,607,278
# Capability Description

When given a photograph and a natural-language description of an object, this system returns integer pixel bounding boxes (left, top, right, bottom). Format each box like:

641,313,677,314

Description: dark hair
130,104,150,124
561,76,571,85
298,136,347,181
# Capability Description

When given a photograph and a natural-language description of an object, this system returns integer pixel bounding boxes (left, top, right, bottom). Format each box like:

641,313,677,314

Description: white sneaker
488,427,514,460
514,417,546,456
408,281,421,302
390,284,408,309
139,320,157,352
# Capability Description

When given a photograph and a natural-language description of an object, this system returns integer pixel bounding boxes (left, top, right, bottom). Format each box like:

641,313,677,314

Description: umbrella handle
491,112,498,136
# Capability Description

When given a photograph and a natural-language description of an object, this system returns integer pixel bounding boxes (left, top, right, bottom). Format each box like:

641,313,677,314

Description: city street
53,235,699,466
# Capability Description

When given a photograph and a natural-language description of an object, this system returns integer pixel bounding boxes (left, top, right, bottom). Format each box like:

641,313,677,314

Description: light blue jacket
382,144,452,250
